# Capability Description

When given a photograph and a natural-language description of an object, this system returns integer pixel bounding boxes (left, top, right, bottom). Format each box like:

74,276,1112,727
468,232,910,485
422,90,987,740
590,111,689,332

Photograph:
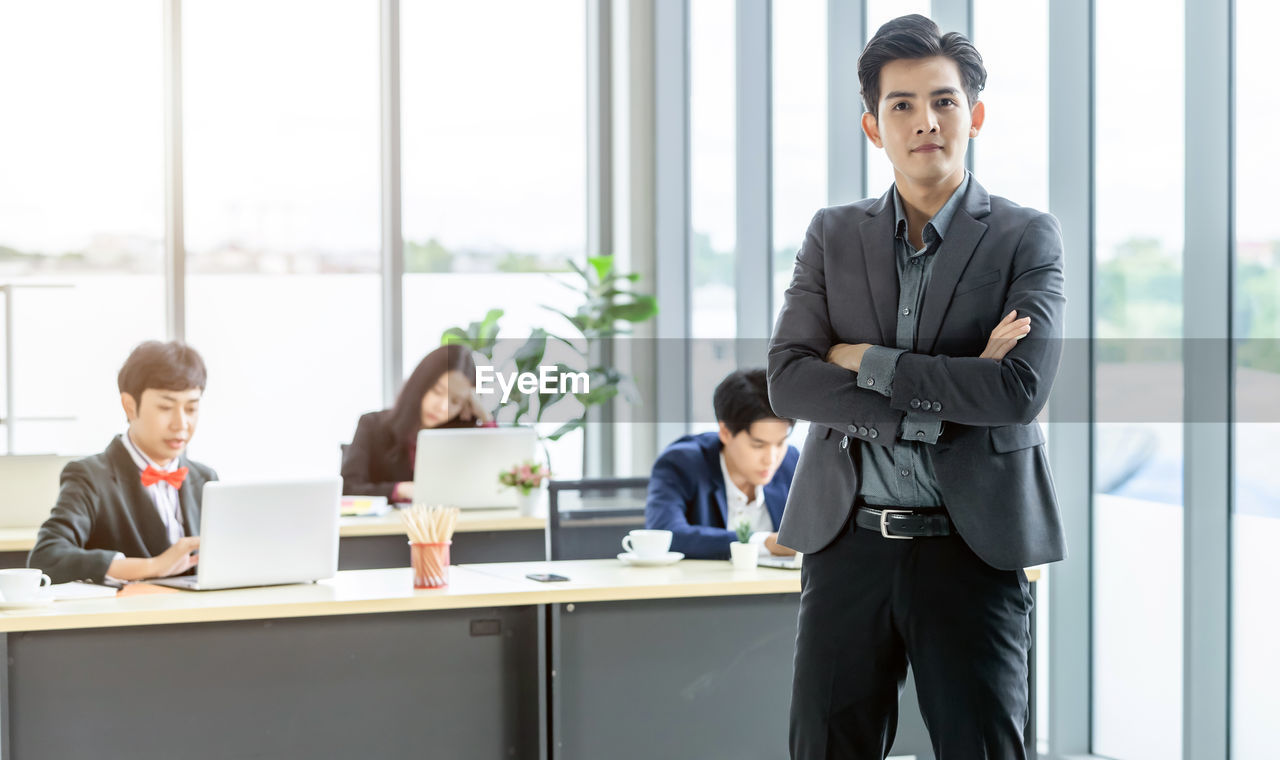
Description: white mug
621,529,672,558
0,568,52,602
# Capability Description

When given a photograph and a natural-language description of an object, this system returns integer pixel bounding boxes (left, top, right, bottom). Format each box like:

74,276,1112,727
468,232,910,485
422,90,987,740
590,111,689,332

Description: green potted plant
442,254,658,466
730,518,757,570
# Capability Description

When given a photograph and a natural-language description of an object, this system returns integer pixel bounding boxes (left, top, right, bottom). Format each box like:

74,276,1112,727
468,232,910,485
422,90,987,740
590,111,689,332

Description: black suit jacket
341,411,411,498
28,436,217,584
767,178,1066,570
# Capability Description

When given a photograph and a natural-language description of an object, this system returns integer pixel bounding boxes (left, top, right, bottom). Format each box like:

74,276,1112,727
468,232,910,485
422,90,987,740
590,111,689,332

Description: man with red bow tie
30,340,216,584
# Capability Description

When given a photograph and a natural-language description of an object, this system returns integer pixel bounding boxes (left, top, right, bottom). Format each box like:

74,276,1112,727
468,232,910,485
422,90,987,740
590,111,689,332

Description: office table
0,508,547,572
0,560,1039,760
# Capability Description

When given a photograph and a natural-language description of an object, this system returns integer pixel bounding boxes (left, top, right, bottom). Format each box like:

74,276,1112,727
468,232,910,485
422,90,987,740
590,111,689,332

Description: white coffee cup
0,568,52,602
621,529,672,559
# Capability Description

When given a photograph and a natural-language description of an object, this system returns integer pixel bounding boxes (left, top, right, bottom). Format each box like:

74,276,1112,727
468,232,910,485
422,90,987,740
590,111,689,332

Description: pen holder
409,541,451,589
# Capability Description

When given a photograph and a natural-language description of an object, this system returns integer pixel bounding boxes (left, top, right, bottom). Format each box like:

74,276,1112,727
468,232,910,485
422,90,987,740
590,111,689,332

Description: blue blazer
645,431,799,559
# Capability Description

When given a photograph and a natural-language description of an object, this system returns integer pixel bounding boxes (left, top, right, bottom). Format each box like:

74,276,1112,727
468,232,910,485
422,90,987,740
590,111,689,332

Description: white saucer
617,551,684,567
0,595,54,611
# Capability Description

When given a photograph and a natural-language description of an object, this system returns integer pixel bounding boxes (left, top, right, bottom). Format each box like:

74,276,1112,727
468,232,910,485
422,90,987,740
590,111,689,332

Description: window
0,1,164,455
1232,2,1280,756
182,0,382,479
400,0,587,477
1092,1,1185,756
688,0,736,430
771,0,827,323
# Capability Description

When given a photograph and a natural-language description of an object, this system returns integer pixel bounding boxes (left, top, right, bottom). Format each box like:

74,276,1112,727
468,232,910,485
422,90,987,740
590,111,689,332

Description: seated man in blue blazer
645,368,800,559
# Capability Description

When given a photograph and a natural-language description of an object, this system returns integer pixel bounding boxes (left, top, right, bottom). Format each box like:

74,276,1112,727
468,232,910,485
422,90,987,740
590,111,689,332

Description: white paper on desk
50,582,118,600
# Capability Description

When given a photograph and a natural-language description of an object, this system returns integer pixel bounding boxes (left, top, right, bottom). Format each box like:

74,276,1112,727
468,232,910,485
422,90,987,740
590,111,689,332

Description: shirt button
901,308,910,316
899,469,911,478
916,430,926,439
865,377,875,387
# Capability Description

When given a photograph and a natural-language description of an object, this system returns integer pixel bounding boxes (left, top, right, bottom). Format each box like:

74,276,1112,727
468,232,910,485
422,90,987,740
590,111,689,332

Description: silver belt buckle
879,508,914,539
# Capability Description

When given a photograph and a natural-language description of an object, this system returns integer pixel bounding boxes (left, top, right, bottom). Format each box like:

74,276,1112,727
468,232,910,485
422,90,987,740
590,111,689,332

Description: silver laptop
150,477,341,591
413,427,538,509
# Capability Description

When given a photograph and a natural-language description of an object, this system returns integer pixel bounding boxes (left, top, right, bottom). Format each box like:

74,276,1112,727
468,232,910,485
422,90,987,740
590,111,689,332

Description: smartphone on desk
526,573,570,583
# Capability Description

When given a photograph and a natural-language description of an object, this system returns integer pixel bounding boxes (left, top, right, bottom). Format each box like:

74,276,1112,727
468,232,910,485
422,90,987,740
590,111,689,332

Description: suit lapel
763,477,787,530
177,458,201,537
700,435,730,526
858,190,900,346
915,180,992,354
106,436,171,555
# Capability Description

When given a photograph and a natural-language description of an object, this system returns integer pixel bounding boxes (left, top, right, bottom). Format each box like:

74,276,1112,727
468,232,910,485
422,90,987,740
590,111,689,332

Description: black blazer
341,411,411,498
28,435,217,584
768,178,1066,570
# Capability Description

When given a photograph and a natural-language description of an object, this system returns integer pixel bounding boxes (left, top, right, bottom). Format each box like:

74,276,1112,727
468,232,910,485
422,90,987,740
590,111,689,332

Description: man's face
121,388,202,465
718,419,792,488
861,55,984,189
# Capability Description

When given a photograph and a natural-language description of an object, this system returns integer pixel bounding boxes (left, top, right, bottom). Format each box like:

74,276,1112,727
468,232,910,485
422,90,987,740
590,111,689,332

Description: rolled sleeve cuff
857,346,906,397
901,413,943,445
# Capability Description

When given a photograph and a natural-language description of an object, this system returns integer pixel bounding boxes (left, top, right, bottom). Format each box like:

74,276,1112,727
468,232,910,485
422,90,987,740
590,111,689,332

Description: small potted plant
729,519,757,570
499,460,552,516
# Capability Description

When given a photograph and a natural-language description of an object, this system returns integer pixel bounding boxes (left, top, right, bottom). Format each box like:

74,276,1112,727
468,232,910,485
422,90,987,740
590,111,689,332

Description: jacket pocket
954,267,1002,296
989,422,1045,452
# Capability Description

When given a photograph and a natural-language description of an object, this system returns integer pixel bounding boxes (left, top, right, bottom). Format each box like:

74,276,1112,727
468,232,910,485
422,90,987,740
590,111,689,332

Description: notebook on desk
149,477,341,591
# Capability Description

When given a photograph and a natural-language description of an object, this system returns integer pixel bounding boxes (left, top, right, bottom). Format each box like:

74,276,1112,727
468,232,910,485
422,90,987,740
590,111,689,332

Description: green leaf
576,383,619,408
566,258,589,281
512,329,548,374
440,327,471,346
546,418,585,441
602,296,658,323
587,255,614,282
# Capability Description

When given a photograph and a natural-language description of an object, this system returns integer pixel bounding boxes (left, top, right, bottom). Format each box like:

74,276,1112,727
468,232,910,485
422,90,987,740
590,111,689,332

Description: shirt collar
718,452,757,507
121,430,179,473
892,171,970,247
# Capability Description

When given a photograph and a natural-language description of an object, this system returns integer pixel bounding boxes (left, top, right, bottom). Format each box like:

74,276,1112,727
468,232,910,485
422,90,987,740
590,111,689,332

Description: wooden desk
0,562,800,760
0,561,1040,760
0,509,549,572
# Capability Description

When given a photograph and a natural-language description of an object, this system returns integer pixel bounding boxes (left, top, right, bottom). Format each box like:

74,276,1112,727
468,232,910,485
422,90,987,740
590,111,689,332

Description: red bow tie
141,465,187,489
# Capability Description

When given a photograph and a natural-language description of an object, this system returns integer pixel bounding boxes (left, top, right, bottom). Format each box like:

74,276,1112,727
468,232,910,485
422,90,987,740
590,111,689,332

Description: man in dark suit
768,15,1065,759
645,369,800,560
29,341,216,584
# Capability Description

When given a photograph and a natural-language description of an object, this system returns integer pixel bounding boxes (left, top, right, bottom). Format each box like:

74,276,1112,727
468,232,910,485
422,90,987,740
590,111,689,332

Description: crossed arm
767,208,1065,443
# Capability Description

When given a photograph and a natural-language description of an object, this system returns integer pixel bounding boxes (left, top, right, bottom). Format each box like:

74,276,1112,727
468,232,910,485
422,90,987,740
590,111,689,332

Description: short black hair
713,368,792,436
117,340,207,404
858,14,986,116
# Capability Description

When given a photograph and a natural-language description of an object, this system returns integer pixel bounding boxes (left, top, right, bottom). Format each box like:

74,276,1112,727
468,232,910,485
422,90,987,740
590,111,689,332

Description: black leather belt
855,506,952,539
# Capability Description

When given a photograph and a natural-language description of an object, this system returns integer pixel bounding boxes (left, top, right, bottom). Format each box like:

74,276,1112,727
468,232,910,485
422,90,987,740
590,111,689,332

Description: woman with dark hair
341,344,493,500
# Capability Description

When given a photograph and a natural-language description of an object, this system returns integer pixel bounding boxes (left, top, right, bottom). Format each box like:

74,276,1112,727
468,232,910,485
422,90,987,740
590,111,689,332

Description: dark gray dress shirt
854,173,970,508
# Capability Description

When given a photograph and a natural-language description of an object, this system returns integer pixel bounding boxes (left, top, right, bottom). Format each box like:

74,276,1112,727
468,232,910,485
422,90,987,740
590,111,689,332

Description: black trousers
789,515,1033,760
